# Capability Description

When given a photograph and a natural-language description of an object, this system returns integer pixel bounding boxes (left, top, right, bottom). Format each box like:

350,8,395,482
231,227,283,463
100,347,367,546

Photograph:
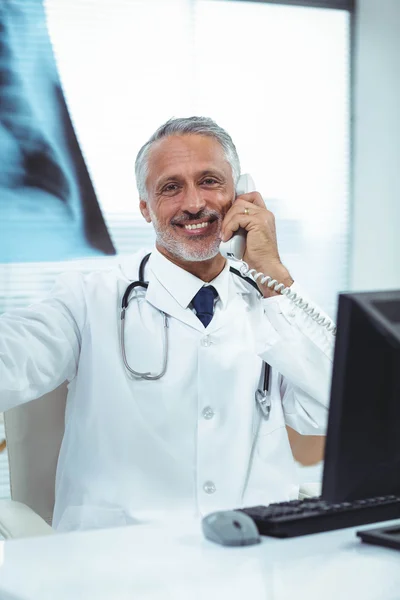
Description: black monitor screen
322,290,400,502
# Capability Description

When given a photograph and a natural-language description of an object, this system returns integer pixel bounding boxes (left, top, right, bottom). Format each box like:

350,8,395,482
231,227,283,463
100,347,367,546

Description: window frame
207,0,355,11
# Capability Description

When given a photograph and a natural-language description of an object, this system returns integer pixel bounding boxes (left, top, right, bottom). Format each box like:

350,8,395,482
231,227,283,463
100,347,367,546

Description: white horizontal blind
0,0,350,500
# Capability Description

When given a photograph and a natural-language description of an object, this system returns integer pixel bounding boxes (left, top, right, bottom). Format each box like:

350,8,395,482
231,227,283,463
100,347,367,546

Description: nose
180,183,206,214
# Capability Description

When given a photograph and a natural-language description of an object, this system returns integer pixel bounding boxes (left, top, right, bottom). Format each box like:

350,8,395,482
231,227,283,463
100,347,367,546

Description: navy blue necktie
191,286,218,327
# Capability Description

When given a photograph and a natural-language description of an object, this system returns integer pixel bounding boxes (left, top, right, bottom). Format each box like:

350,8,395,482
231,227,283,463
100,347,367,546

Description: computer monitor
322,290,400,502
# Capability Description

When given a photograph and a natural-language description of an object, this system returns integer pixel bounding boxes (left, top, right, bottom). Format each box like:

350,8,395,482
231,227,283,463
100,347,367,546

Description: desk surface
0,518,399,600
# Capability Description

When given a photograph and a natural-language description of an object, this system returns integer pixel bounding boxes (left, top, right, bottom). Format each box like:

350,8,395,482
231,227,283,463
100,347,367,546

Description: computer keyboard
238,495,400,538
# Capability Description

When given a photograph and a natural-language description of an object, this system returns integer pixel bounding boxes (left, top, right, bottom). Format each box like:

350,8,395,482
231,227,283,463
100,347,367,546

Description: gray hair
135,116,241,200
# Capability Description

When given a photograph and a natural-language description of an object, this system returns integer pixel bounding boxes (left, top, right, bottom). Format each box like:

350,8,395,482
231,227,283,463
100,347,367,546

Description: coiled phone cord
236,258,337,335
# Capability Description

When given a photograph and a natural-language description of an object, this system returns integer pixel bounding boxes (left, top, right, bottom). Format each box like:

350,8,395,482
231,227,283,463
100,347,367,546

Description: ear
140,199,152,223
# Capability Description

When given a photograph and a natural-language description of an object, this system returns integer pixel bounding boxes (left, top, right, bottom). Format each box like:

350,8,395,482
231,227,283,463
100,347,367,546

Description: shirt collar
147,247,231,309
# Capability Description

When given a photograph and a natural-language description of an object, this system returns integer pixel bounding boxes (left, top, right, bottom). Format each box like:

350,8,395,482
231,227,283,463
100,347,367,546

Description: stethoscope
120,253,272,418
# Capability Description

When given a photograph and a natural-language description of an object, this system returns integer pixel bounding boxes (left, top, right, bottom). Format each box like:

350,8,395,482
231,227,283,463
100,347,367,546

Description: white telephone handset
220,174,336,335
219,173,255,261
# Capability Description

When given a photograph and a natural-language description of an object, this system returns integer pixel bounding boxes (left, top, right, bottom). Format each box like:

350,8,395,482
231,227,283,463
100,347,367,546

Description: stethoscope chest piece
255,389,271,419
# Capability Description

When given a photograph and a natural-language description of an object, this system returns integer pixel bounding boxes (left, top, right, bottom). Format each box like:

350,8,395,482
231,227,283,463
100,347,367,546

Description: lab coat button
202,406,214,420
289,311,296,318
201,335,212,347
203,481,216,494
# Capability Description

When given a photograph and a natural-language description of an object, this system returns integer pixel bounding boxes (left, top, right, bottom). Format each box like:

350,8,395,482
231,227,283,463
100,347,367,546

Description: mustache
171,209,224,225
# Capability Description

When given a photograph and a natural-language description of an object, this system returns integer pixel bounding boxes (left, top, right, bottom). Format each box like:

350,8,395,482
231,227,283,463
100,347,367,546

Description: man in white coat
0,117,334,532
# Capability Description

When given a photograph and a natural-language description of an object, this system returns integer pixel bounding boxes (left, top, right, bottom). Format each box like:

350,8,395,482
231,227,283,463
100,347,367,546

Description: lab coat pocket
256,421,294,471
56,505,128,532
257,397,286,437
244,420,298,505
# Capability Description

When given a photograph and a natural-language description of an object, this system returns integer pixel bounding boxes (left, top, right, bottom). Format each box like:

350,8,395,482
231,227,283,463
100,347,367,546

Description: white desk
0,518,399,600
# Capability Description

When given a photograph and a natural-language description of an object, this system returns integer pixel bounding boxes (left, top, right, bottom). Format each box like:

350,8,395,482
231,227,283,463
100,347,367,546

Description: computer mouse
202,510,261,547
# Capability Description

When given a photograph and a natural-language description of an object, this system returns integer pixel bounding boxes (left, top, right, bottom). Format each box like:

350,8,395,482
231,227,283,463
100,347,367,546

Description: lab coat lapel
145,273,205,332
205,267,255,335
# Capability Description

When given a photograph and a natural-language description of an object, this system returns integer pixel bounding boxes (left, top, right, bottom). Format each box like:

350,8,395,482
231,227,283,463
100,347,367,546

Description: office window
0,0,350,499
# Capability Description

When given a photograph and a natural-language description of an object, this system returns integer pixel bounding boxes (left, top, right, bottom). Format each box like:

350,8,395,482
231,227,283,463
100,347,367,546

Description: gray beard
148,207,222,262
154,228,221,262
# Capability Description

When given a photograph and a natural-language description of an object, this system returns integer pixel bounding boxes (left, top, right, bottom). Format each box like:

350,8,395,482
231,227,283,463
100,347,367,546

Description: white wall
350,0,400,290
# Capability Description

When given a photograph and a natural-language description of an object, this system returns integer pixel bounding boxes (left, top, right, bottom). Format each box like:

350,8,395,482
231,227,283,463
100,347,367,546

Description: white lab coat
0,248,334,532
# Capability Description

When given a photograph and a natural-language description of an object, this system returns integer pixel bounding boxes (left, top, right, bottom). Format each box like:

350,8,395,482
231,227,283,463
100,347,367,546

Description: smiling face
140,134,235,263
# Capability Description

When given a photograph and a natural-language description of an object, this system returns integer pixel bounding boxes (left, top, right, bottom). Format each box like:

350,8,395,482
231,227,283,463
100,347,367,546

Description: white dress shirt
0,247,334,531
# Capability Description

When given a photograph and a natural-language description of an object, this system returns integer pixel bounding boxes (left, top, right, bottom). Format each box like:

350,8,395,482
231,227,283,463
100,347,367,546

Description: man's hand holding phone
220,190,293,298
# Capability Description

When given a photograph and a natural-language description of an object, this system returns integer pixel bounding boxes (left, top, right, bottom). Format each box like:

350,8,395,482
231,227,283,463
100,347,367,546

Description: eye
162,183,180,194
201,177,218,186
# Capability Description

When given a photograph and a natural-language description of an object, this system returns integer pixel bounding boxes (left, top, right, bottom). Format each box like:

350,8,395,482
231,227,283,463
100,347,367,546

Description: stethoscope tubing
120,253,270,402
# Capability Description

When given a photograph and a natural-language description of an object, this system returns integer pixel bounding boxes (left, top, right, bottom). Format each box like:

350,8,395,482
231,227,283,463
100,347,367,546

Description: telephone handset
219,173,255,261
220,174,336,335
